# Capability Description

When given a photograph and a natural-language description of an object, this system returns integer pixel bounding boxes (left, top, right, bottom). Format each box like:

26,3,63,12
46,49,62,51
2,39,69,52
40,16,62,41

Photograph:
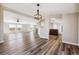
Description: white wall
4,23,9,33
78,13,79,46
0,5,4,43
62,13,78,45
22,24,31,32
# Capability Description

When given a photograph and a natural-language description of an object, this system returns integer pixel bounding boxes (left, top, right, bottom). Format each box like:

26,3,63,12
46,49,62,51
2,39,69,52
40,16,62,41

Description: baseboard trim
39,36,49,40
62,41,79,47
0,41,4,43
40,37,48,40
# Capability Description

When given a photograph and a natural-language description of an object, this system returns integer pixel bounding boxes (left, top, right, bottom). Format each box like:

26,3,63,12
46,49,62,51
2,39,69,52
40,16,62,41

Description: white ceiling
3,3,78,18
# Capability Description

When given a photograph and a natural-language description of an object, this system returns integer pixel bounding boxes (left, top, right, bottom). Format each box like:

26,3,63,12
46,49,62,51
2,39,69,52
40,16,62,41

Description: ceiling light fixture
17,18,19,22
34,4,42,22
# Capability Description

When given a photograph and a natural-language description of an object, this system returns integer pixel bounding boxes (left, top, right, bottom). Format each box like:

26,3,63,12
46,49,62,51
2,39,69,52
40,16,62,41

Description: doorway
49,18,63,35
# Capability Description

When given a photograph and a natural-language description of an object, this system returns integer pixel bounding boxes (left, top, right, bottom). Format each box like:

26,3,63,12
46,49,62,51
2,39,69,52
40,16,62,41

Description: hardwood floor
0,32,79,55
59,43,79,55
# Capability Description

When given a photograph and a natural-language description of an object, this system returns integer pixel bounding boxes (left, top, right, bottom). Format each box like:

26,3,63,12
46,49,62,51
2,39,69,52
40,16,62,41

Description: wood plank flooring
58,43,79,55
0,32,79,55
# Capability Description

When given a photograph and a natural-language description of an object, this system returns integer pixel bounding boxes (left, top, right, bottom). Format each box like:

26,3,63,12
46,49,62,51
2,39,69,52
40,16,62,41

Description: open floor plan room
0,3,79,55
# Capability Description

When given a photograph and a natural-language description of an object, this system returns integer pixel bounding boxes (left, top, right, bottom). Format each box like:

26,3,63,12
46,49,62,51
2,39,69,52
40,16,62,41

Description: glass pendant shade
34,14,42,20
34,4,42,21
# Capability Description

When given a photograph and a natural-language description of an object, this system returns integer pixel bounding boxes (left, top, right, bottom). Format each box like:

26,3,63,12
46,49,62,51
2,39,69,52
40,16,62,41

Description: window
9,24,16,31
9,24,22,32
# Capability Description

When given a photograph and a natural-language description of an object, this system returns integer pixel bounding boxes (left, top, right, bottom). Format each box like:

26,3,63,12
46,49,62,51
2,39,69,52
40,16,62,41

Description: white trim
40,37,48,40
39,36,49,40
62,41,79,47
0,41,4,43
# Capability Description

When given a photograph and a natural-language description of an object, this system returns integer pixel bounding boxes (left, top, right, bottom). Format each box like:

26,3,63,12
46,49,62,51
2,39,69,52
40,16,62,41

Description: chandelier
34,4,42,22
